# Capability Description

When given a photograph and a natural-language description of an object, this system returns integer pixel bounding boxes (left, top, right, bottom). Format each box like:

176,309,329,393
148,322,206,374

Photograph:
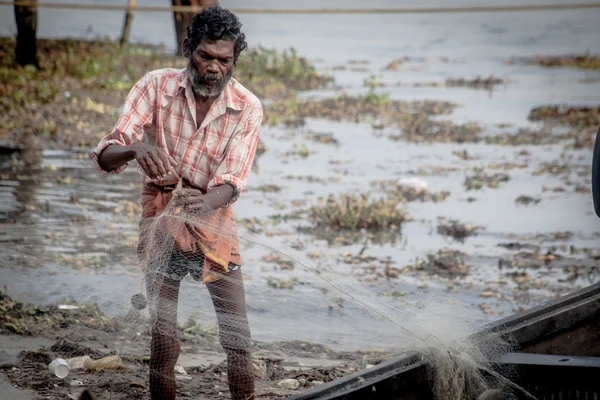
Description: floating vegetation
464,171,510,190
266,93,483,143
445,75,507,91
262,252,295,270
532,161,571,176
370,178,450,203
308,131,339,145
256,138,268,156
255,184,284,193
515,195,541,206
267,277,300,289
308,193,408,232
452,149,474,160
406,249,470,279
239,46,332,98
437,220,484,241
523,53,600,70
284,144,311,158
267,93,453,124
383,57,413,70
528,105,600,128
484,128,567,147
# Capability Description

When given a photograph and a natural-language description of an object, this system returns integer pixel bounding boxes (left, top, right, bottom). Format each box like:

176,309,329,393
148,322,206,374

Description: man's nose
206,60,219,74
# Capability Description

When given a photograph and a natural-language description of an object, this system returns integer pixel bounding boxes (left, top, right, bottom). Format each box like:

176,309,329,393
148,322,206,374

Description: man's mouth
202,75,221,84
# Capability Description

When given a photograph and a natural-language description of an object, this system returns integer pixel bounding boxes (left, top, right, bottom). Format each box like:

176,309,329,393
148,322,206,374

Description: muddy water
1,1,599,352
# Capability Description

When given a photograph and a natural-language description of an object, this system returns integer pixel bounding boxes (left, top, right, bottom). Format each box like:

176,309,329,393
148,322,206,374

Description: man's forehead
195,39,235,57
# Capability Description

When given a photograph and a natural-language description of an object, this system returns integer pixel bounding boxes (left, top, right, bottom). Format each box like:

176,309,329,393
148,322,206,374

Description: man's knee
220,325,252,355
151,330,181,364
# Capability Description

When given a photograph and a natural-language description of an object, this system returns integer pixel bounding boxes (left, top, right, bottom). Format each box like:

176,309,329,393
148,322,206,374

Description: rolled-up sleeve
208,100,263,207
91,74,156,174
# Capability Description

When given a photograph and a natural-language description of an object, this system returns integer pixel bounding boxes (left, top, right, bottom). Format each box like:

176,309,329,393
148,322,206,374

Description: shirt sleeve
91,73,156,174
207,99,263,207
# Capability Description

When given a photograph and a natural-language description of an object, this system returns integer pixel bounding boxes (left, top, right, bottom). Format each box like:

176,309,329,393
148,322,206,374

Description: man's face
187,39,235,98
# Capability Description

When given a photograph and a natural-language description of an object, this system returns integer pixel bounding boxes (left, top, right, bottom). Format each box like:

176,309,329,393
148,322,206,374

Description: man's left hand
176,188,209,212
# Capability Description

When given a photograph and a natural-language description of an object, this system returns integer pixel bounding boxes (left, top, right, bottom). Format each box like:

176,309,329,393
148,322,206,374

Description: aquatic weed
308,193,408,231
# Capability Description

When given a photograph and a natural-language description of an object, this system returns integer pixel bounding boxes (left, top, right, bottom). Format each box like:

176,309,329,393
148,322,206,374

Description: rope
4,1,600,14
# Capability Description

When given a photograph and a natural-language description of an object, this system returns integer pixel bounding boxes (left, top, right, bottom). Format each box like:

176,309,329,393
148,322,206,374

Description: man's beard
187,58,232,98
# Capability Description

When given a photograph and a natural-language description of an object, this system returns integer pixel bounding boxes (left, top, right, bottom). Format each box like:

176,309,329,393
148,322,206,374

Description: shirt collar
179,69,245,112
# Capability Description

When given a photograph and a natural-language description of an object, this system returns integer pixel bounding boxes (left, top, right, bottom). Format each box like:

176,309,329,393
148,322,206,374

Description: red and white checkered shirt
92,68,263,206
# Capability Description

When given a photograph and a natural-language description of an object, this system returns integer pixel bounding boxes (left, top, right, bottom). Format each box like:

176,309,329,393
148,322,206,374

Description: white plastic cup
48,358,69,379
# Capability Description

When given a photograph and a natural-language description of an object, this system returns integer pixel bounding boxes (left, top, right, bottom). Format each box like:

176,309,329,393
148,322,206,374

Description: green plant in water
309,193,407,231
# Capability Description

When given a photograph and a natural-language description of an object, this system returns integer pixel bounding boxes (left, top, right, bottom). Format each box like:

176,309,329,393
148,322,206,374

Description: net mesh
0,180,527,400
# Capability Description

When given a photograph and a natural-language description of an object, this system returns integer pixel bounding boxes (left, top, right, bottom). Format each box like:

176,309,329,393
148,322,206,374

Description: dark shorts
148,249,241,282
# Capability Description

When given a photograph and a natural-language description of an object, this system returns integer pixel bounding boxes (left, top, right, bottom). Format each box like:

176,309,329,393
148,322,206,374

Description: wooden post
13,0,39,67
120,0,136,47
171,0,218,56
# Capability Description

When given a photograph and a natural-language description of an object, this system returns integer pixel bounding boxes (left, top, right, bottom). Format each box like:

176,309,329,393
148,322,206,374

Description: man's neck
195,94,217,107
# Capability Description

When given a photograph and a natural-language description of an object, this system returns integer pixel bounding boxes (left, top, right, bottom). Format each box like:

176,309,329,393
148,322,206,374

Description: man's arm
98,143,178,180
92,73,177,180
182,100,263,211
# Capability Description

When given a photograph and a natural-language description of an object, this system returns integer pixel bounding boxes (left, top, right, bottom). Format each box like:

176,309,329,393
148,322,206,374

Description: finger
159,151,179,175
149,152,168,177
137,157,155,179
143,155,160,179
167,155,179,175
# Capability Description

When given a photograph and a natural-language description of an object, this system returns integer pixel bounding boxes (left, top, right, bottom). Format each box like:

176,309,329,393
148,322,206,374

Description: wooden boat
287,282,600,399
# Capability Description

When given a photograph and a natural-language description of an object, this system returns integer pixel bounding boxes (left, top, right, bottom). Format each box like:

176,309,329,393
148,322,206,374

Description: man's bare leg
206,268,254,400
146,273,181,400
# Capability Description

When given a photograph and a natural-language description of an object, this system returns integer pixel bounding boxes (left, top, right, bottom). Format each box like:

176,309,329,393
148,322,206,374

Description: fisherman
92,6,261,400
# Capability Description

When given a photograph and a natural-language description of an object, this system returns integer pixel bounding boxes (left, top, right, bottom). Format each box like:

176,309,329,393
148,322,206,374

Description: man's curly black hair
185,6,248,64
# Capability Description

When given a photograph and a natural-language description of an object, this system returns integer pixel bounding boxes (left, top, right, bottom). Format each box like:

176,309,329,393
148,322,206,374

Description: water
0,0,599,350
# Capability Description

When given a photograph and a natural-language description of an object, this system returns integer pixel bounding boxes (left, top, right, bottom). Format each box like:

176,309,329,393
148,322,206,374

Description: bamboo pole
119,0,135,47
2,1,600,13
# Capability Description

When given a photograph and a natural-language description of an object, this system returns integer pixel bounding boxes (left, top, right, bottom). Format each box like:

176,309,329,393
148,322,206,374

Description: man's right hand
131,143,179,180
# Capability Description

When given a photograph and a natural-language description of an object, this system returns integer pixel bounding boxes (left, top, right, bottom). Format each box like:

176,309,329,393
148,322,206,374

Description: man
92,6,261,400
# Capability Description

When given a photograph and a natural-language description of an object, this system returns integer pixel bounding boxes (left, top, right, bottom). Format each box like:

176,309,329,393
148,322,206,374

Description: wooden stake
13,0,38,67
119,0,135,47
171,0,217,56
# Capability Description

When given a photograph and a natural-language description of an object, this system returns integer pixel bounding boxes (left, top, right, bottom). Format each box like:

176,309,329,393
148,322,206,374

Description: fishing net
0,178,529,400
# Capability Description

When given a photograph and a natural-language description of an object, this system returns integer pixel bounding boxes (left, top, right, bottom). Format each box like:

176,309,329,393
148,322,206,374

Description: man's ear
182,38,191,58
